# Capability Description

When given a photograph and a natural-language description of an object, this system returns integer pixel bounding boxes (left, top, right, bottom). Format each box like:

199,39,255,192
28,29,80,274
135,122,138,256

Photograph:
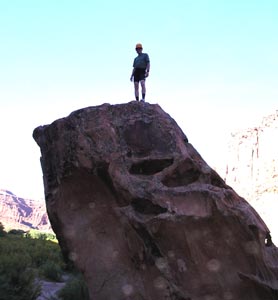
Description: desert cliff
225,110,278,244
0,189,51,231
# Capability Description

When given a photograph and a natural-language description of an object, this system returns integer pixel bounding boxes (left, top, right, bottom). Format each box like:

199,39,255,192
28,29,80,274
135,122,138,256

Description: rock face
0,189,51,231
33,102,278,300
224,110,278,244
225,110,278,200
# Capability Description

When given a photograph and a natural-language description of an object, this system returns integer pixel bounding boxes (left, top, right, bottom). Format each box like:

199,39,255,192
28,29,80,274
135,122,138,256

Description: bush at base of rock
57,275,89,300
0,230,66,299
0,253,41,300
40,260,63,282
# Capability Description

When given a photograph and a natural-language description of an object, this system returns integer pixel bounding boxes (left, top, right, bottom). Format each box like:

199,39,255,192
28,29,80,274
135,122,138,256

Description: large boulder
33,102,278,300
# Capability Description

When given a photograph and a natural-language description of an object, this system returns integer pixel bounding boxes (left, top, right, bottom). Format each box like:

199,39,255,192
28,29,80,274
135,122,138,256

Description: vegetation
0,225,89,300
58,274,90,300
0,252,41,300
25,229,57,242
0,222,6,237
40,260,63,282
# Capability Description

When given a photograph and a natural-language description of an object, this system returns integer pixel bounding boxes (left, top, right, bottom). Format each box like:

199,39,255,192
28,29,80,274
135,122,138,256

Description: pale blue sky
0,0,277,199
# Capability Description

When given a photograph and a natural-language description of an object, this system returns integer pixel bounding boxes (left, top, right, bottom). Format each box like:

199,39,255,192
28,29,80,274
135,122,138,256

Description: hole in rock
131,198,168,215
96,163,129,206
265,232,273,247
124,120,174,156
129,158,174,175
162,159,201,187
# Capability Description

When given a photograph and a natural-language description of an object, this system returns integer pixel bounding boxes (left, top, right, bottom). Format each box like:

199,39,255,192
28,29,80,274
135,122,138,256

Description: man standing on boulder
130,43,150,102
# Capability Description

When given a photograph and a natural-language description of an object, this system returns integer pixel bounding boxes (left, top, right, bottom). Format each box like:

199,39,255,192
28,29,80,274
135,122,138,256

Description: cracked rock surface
33,102,278,300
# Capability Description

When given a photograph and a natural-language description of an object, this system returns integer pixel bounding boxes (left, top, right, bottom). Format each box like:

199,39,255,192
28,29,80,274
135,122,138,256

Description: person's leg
140,80,146,101
134,82,139,101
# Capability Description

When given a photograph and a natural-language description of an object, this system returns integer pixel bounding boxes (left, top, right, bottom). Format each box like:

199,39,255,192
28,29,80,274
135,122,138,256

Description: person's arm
145,54,150,77
145,62,150,77
130,68,135,81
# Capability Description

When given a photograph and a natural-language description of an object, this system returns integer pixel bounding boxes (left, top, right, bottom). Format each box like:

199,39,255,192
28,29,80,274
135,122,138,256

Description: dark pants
134,68,146,82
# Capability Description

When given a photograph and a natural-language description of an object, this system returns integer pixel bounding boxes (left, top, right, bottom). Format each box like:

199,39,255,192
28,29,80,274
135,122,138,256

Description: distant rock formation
0,189,51,231
33,102,278,300
225,110,278,244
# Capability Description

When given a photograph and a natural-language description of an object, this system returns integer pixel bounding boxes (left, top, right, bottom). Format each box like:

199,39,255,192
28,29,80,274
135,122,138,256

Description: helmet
135,43,143,49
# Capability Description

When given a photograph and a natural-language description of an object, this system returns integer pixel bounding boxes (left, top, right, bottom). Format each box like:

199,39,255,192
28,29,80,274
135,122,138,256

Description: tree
0,222,6,237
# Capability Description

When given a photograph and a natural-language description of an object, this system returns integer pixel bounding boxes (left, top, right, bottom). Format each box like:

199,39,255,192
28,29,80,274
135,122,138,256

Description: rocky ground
36,275,70,300
37,280,66,300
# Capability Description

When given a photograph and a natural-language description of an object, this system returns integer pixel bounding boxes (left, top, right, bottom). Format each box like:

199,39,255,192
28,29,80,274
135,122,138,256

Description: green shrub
0,253,41,300
0,222,6,237
40,260,63,282
0,231,66,300
8,229,25,235
0,228,95,300
26,238,65,270
58,274,90,300
25,229,57,242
